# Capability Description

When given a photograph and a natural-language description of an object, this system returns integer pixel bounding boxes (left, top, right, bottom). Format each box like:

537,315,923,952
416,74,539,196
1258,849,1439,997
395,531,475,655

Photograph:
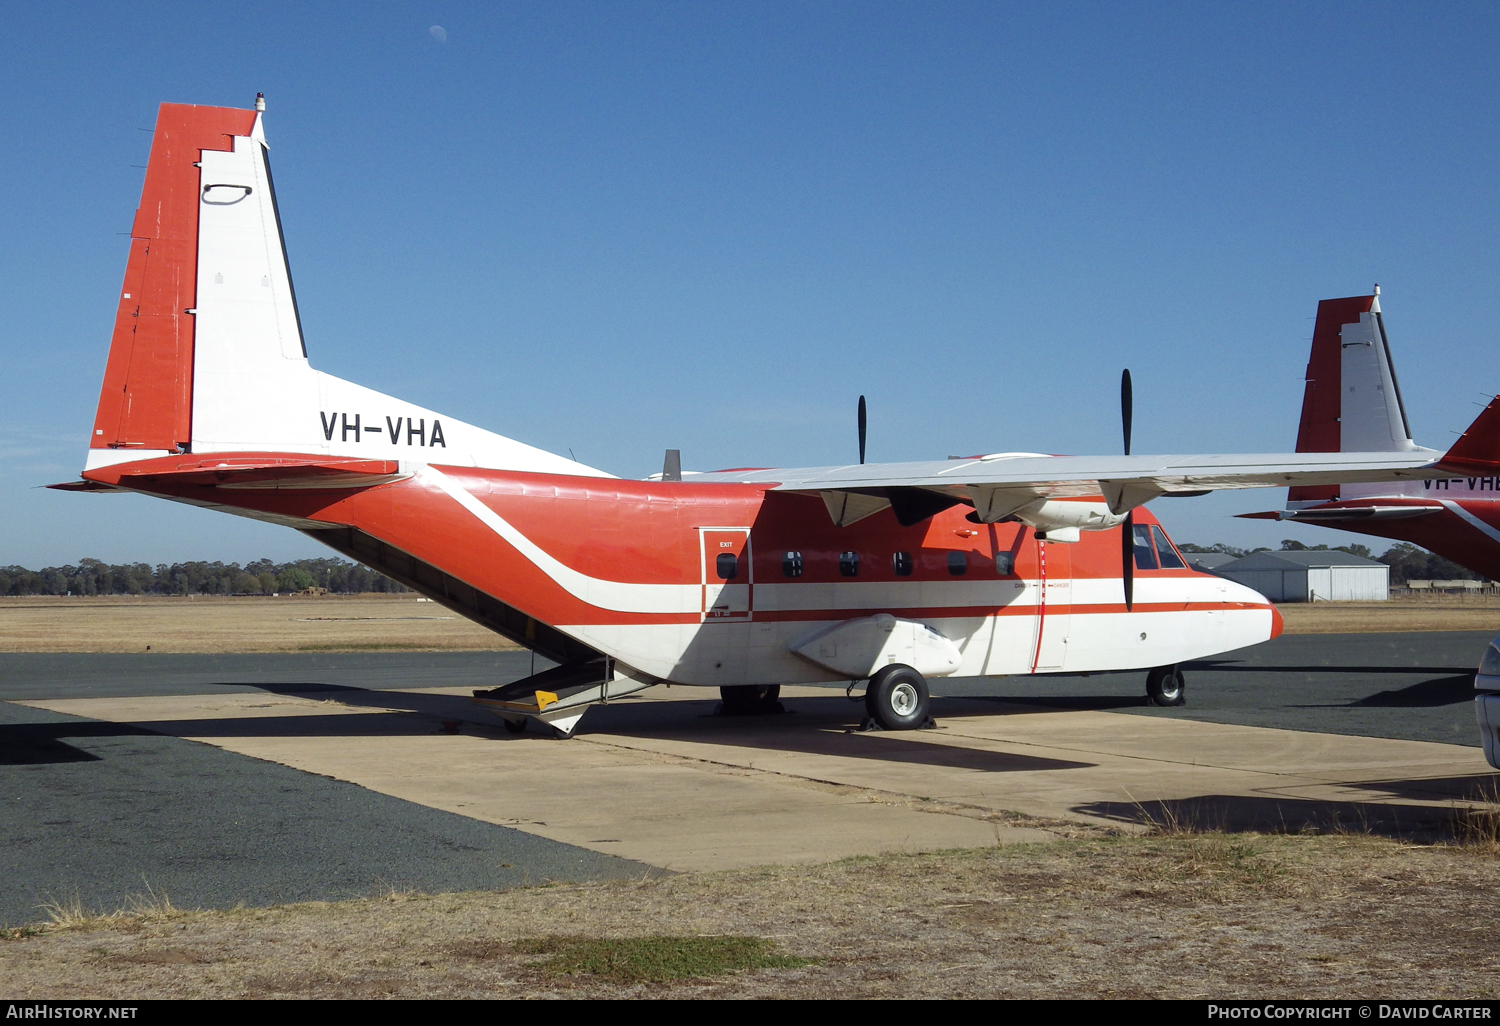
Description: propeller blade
858,395,867,465
1120,369,1134,610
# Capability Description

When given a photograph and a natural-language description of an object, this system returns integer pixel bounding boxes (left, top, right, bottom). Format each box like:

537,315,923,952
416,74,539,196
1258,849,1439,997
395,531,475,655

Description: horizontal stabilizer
1237,504,1442,522
78,453,408,491
46,480,128,493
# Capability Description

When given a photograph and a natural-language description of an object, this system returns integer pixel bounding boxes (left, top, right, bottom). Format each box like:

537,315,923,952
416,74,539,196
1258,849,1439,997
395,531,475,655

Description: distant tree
275,566,318,592
1378,542,1484,584
0,555,411,595
1177,543,1249,557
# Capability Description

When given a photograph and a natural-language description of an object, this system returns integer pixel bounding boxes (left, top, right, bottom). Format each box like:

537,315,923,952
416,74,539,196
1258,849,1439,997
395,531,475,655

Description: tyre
865,664,930,730
720,684,781,714
501,716,528,734
1146,665,1186,707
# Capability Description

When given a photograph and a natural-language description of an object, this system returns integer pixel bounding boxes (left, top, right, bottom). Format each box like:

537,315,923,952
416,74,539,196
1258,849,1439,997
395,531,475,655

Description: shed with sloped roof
1214,550,1388,602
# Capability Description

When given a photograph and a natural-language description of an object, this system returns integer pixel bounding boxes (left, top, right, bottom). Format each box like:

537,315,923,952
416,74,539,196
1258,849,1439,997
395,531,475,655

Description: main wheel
720,684,781,715
1146,665,1186,707
865,665,930,730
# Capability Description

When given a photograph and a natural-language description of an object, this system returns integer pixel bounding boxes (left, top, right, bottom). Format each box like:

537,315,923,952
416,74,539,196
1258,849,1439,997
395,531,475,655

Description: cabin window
1152,526,1186,569
782,551,803,578
716,553,738,580
995,552,1015,576
839,551,860,577
1132,524,1159,570
893,551,913,576
948,551,968,576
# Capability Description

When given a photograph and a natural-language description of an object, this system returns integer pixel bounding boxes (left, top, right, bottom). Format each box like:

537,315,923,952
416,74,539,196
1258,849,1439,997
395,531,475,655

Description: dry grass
3,833,1498,999
36,884,182,930
1277,592,1500,634
0,595,518,653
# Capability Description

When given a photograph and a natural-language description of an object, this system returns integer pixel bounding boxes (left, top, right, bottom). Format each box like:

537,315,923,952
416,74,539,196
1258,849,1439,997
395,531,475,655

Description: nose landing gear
1146,664,1186,706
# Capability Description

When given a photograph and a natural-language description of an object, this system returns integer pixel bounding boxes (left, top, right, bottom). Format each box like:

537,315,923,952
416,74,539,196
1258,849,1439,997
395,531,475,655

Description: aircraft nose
1269,603,1284,639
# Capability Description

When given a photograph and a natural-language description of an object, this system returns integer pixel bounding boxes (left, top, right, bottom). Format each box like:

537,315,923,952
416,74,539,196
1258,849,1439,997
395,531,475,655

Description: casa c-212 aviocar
56,98,1500,736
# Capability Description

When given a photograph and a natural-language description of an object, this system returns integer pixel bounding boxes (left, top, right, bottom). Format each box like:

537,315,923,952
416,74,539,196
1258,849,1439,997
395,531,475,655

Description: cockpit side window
1151,526,1186,569
1132,524,1158,570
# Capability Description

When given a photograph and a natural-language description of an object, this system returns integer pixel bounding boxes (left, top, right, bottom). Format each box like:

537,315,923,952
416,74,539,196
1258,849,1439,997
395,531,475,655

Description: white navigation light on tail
1238,289,1500,582
56,100,1500,737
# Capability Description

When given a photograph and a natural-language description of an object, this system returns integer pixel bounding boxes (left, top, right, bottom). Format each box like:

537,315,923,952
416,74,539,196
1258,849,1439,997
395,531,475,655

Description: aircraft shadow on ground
585,697,1095,773
948,695,1150,713
1075,783,1500,841
0,721,154,765
1183,661,1477,675
212,680,478,719
1347,674,1476,707
191,684,1097,773
1289,674,1478,709
1353,773,1500,803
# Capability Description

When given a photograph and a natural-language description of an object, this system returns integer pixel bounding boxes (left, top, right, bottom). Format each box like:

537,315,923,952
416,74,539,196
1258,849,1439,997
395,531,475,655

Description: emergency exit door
701,528,753,621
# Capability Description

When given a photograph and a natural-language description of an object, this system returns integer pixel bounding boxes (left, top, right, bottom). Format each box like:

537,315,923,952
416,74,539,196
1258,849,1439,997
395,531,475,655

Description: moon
429,25,447,43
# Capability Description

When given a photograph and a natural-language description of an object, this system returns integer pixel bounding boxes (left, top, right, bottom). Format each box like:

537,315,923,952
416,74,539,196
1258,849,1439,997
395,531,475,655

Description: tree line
1178,540,1485,584
0,557,410,597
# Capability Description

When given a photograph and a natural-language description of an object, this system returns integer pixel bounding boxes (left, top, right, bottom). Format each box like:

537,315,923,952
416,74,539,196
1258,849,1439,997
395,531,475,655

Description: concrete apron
17,686,1493,873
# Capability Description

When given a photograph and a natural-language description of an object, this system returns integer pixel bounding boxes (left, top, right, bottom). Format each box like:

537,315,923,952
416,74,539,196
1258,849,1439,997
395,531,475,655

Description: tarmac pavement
3,633,1496,927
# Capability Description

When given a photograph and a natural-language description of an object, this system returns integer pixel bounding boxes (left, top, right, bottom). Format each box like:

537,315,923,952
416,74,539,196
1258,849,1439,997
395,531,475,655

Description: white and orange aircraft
55,100,1500,736
1240,289,1500,582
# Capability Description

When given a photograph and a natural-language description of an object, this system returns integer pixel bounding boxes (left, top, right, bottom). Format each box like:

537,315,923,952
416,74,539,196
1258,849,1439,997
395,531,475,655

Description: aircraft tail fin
1288,290,1416,503
85,99,609,479
91,103,261,455
1438,396,1500,475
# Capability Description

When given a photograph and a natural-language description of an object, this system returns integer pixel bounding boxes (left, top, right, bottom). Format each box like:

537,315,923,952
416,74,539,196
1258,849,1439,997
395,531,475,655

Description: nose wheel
862,664,934,730
1146,665,1186,706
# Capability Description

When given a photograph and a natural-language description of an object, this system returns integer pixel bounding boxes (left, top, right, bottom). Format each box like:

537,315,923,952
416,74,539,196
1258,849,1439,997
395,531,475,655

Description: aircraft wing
690,392,1500,527
687,447,1449,526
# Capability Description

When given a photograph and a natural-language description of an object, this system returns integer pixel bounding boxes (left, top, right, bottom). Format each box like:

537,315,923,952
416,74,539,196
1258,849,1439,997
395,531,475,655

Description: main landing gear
1146,664,1186,707
861,664,936,731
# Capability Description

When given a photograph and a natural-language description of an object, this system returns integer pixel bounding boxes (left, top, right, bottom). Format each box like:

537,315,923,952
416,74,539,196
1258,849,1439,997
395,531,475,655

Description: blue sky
3,1,1498,566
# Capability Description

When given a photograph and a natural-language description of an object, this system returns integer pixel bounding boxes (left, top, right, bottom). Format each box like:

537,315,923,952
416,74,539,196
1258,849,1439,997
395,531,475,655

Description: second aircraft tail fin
1289,290,1416,504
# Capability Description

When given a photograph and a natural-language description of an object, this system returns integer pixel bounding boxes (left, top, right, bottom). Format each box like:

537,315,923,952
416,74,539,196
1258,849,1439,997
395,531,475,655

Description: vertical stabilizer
84,99,612,480
1289,291,1416,504
91,104,259,455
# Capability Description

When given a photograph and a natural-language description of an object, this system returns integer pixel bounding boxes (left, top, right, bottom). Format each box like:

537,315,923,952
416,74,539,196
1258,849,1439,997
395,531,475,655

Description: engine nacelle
1010,498,1125,538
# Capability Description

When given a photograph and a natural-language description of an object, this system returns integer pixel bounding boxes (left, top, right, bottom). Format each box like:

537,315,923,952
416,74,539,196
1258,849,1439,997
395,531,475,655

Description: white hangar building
1212,550,1390,603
